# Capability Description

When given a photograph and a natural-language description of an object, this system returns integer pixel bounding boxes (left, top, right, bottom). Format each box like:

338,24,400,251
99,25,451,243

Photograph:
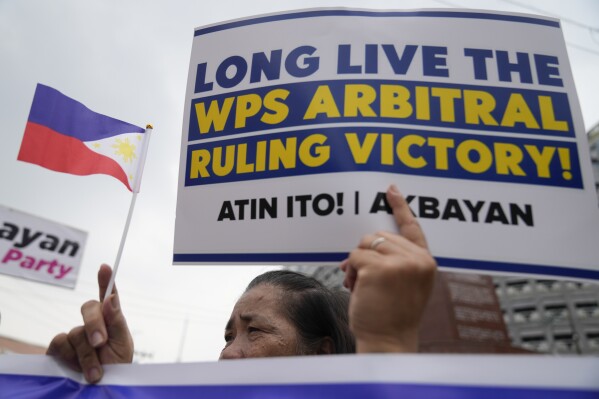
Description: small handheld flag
18,83,148,192
18,83,153,300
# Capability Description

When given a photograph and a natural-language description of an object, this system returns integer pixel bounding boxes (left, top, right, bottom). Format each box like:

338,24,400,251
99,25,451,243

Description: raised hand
46,264,134,383
342,184,437,353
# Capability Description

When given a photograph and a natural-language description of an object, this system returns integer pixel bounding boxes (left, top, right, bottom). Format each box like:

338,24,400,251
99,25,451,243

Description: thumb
97,264,116,301
98,265,131,350
102,293,130,340
101,293,133,361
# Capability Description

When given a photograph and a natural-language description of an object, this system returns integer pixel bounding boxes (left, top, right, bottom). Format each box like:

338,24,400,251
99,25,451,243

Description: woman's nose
219,341,245,360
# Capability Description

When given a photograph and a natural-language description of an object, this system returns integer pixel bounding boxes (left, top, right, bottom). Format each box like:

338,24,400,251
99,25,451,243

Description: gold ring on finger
369,236,386,250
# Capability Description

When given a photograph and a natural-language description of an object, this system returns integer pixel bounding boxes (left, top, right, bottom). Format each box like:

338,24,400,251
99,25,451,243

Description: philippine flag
18,84,148,192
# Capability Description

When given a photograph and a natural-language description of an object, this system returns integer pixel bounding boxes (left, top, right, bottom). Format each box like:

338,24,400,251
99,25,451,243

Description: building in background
588,122,599,202
493,277,599,354
419,271,520,353
493,123,599,355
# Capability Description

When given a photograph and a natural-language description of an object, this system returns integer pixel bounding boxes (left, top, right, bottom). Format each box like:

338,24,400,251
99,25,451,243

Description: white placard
1,354,598,397
0,204,87,288
174,8,599,281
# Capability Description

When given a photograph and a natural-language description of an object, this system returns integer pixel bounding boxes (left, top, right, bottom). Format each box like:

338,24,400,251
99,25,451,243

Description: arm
46,264,134,383
342,184,437,353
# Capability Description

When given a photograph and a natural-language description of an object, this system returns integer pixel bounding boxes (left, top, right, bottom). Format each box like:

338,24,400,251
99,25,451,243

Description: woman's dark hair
245,270,355,355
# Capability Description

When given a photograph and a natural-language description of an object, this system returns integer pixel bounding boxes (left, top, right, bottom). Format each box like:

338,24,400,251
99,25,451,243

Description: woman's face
219,284,302,359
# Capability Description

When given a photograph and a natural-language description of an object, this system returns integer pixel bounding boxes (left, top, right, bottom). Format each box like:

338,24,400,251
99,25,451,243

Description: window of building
521,334,548,352
586,332,599,350
513,305,539,322
544,304,569,321
576,301,599,318
506,280,532,295
536,279,558,292
564,281,583,290
553,332,577,353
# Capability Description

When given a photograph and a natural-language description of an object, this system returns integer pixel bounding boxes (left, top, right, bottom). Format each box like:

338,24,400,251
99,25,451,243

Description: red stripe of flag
19,122,131,190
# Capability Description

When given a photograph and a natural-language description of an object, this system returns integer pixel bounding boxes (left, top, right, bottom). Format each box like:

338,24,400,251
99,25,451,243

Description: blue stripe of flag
27,84,144,142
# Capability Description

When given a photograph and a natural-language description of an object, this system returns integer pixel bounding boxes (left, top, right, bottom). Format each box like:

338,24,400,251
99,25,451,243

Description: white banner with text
0,204,86,288
174,8,599,280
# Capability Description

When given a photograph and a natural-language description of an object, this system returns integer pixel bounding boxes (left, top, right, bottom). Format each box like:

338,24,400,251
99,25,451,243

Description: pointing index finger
386,184,428,249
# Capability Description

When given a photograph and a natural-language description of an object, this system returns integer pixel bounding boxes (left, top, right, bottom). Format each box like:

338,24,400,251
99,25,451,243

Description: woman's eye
248,327,260,334
224,334,233,343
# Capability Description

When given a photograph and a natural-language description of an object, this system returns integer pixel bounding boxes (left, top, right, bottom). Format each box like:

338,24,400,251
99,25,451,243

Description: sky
0,0,598,363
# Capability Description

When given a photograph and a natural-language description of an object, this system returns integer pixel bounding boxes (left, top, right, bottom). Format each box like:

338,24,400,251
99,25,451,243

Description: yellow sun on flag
112,138,137,163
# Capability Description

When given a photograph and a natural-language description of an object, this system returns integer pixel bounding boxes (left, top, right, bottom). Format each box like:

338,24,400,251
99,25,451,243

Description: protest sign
0,204,86,288
173,8,599,280
1,353,598,399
